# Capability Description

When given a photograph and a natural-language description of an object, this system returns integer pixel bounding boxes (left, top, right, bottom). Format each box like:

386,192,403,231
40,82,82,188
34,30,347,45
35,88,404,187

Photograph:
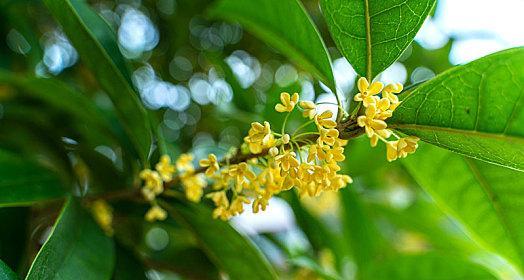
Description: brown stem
89,120,364,202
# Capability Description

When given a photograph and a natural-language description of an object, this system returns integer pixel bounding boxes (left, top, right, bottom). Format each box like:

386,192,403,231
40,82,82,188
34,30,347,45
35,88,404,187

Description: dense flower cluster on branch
354,77,419,161
137,79,420,222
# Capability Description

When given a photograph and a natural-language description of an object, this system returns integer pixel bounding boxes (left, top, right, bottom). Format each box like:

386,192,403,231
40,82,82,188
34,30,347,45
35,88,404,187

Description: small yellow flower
140,169,163,195
369,129,392,147
176,153,194,172
91,200,113,235
268,146,279,157
382,82,403,104
199,154,220,176
244,121,275,154
145,205,167,222
357,105,388,137
275,92,299,112
156,155,176,181
281,134,290,144
229,196,250,216
275,150,299,172
181,173,207,202
354,77,383,107
253,196,269,213
299,101,316,119
397,136,419,158
318,127,339,146
386,141,399,162
207,191,229,208
315,110,337,129
212,206,231,220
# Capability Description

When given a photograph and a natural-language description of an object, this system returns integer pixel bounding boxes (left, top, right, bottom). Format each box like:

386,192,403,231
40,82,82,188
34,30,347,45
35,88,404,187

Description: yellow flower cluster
139,154,207,222
197,92,352,220
354,77,419,161
91,200,114,235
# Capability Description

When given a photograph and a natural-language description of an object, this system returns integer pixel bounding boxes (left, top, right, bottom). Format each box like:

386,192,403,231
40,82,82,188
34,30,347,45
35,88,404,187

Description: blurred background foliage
0,0,523,279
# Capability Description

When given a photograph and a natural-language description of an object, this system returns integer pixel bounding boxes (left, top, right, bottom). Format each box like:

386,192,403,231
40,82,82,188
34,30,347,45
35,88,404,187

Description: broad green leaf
0,149,66,206
0,259,17,280
26,198,115,280
321,0,436,79
403,144,524,271
43,0,152,164
0,71,111,132
391,48,524,171
113,244,147,280
285,192,347,272
161,200,278,280
209,0,336,89
361,253,496,280
340,186,387,267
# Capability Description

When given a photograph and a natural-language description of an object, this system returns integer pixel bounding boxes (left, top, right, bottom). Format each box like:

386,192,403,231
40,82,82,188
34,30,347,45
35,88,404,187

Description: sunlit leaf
26,198,115,280
361,253,496,280
209,0,336,89
0,259,17,280
403,144,524,271
321,0,436,78
391,48,524,171
43,0,152,164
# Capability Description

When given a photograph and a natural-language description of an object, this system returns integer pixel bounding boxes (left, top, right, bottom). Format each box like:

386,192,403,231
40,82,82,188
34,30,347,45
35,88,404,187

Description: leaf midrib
464,158,524,268
364,0,372,80
390,123,524,144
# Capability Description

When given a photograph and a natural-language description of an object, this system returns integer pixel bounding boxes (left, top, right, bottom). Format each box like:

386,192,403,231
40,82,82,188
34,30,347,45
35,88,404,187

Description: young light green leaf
26,198,115,280
321,0,436,79
361,253,496,280
43,0,152,164
209,0,335,89
390,47,524,171
403,144,524,271
0,259,18,280
161,201,278,280
0,149,66,206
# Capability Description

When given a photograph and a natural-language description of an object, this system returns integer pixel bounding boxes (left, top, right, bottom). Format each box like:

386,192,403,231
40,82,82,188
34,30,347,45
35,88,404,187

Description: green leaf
284,192,347,272
0,149,66,206
209,0,335,89
340,186,387,267
321,0,436,79
0,259,17,280
361,253,496,280
26,198,115,280
113,244,147,280
161,200,278,280
391,48,524,171
43,0,152,164
0,208,29,270
403,144,524,271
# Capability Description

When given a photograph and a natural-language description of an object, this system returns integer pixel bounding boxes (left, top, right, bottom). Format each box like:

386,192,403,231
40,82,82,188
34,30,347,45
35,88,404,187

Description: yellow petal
357,77,369,93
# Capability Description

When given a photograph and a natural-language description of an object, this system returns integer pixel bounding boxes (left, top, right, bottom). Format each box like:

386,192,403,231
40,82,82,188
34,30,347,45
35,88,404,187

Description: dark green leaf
0,259,18,280
361,253,496,280
0,149,66,206
0,207,29,271
209,0,335,89
403,144,524,271
161,200,278,280
26,198,115,280
321,0,436,79
43,0,152,164
391,48,524,171
113,244,147,280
